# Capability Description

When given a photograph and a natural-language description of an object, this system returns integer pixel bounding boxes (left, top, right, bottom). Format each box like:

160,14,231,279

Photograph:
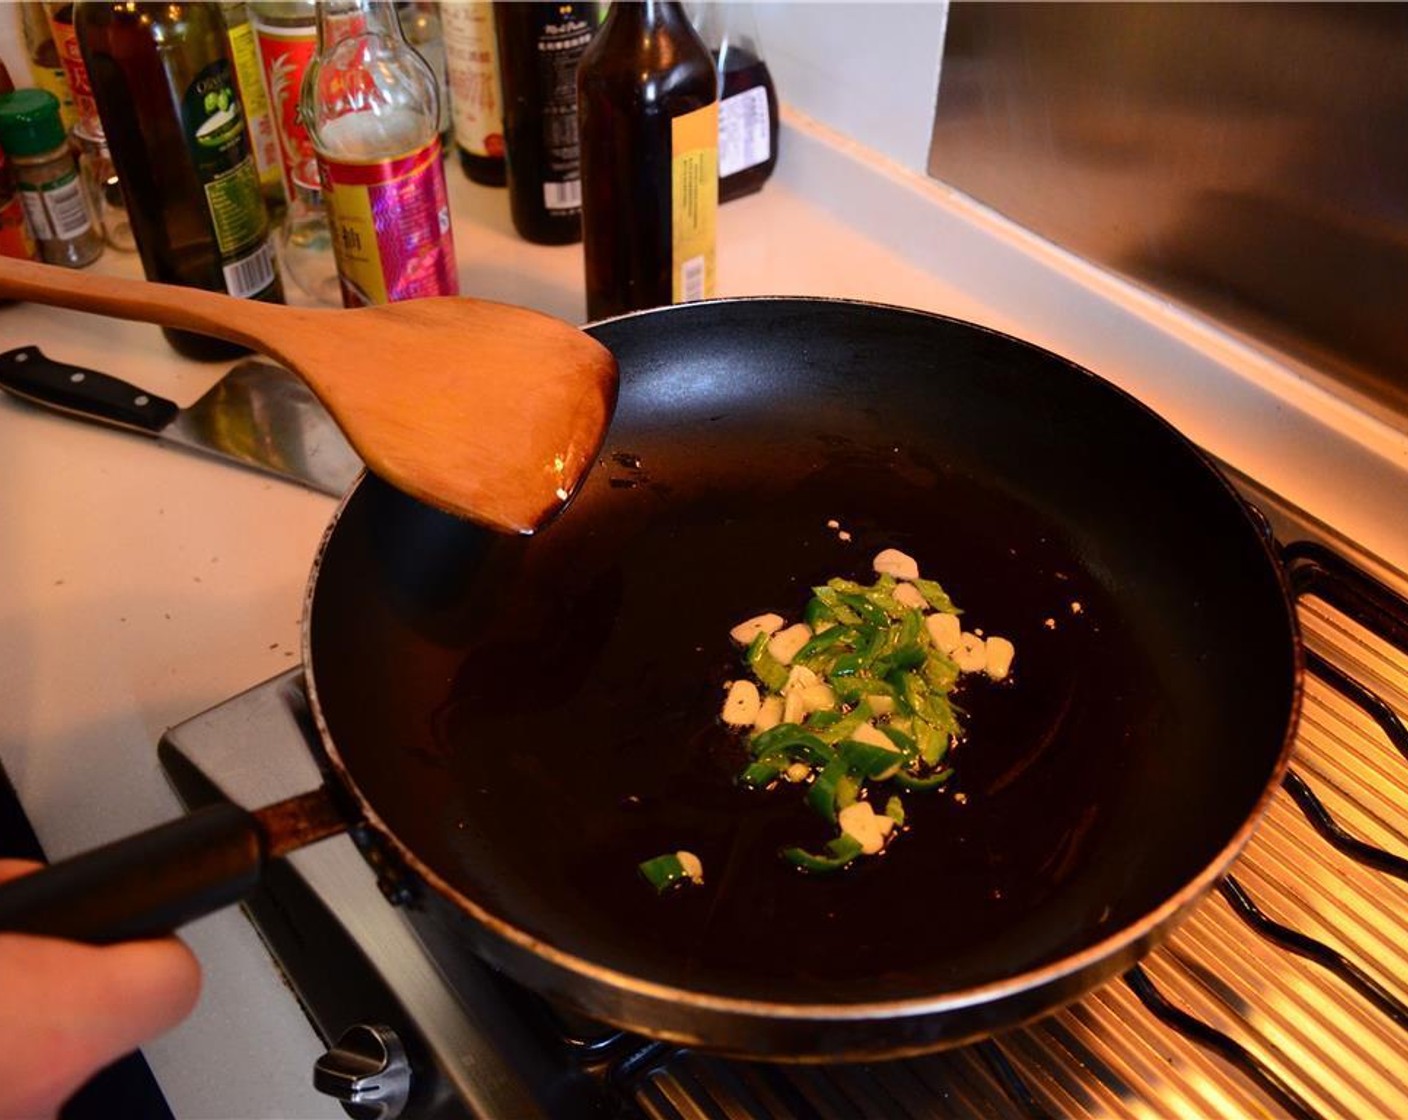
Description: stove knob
312,1023,412,1120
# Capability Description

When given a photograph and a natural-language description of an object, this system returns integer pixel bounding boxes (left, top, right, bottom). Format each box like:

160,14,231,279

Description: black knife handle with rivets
0,345,179,434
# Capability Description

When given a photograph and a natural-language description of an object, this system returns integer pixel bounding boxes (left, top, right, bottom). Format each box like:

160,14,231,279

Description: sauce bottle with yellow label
577,0,718,321
301,0,458,307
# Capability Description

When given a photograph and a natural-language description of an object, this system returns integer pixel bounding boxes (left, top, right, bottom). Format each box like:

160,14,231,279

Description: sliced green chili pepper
803,596,837,631
911,578,958,613
745,631,789,692
884,795,906,825
893,766,955,791
792,624,858,668
812,586,862,625
782,833,863,873
639,853,692,892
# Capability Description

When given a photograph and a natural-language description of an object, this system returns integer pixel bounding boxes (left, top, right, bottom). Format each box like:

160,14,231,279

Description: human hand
0,858,201,1119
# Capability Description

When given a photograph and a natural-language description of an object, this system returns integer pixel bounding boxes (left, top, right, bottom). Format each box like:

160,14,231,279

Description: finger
0,933,201,1119
0,858,43,883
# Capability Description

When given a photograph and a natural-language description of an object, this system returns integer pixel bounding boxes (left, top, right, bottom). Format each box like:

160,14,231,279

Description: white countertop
3,110,1407,1118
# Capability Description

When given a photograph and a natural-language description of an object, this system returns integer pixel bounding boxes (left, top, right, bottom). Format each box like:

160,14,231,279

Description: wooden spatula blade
280,299,619,534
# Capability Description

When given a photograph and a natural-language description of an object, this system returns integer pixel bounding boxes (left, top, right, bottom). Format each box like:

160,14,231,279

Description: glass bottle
441,0,505,186
0,88,104,267
249,0,340,305
494,1,597,245
578,0,718,320
301,0,458,306
694,2,778,203
397,2,452,152
220,1,288,216
19,2,75,132
76,2,284,360
43,3,102,139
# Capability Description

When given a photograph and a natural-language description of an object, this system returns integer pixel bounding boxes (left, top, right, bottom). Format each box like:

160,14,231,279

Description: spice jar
0,88,104,267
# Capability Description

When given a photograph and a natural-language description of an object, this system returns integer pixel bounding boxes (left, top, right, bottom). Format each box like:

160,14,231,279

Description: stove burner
160,479,1408,1119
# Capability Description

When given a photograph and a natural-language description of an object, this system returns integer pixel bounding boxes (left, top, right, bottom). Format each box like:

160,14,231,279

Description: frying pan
0,298,1301,1060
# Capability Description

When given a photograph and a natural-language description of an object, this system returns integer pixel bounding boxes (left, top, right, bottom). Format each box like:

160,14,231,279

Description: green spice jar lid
0,89,67,158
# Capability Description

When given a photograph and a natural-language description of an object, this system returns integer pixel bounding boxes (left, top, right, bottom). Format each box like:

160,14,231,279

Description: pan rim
300,295,1304,1029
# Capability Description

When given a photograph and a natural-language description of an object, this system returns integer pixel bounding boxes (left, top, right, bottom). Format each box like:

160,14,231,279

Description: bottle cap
0,89,68,158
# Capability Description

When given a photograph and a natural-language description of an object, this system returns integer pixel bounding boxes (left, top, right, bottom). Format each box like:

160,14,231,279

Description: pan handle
0,790,345,944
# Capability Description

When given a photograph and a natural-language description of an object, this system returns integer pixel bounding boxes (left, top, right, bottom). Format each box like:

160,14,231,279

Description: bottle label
671,103,718,304
180,59,278,300
30,66,77,132
226,20,285,196
321,140,459,306
534,11,592,210
443,2,503,160
252,17,321,196
19,170,94,243
47,16,102,138
0,193,38,261
719,86,771,178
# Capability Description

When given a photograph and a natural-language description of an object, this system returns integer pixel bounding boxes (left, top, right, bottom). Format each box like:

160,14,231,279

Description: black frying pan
0,298,1301,1060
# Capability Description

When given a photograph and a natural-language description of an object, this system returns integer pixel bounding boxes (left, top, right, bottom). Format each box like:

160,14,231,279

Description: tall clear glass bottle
301,0,458,306
250,0,340,304
76,1,284,360
578,0,718,320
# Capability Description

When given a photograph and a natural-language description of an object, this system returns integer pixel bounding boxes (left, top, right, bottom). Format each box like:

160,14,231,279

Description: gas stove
159,467,1408,1120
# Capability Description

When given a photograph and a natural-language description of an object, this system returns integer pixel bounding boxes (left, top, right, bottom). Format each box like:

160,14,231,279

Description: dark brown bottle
77,2,283,361
493,1,597,245
695,2,778,203
578,0,718,321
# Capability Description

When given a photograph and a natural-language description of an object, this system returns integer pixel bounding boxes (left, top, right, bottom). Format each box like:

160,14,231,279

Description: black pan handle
0,345,179,434
0,803,264,944
0,789,347,944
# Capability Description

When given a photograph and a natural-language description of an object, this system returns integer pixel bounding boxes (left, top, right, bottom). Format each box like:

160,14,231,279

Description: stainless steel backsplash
928,2,1408,424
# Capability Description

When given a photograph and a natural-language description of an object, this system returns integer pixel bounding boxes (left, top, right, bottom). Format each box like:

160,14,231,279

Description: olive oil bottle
77,2,283,361
577,0,718,320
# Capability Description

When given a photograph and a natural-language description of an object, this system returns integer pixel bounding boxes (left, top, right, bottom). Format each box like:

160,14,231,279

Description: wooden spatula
0,257,618,534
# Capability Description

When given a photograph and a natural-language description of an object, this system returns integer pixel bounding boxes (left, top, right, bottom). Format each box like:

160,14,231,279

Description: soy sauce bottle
695,2,778,202
578,0,718,320
493,1,597,245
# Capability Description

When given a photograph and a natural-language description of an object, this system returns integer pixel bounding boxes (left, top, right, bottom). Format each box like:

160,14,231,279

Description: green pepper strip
880,725,919,763
923,650,960,693
893,766,955,791
884,795,906,825
914,719,951,767
912,578,958,613
803,596,837,631
792,624,858,668
812,586,862,625
740,758,785,788
782,833,863,873
812,700,874,745
638,853,689,892
807,756,848,821
744,631,789,692
804,709,844,732
837,739,905,779
836,591,890,629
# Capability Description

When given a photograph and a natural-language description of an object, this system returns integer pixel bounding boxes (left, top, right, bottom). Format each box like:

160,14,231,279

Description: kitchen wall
927,1,1408,427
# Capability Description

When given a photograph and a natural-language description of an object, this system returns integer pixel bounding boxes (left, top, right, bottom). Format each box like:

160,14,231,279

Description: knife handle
0,345,179,434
